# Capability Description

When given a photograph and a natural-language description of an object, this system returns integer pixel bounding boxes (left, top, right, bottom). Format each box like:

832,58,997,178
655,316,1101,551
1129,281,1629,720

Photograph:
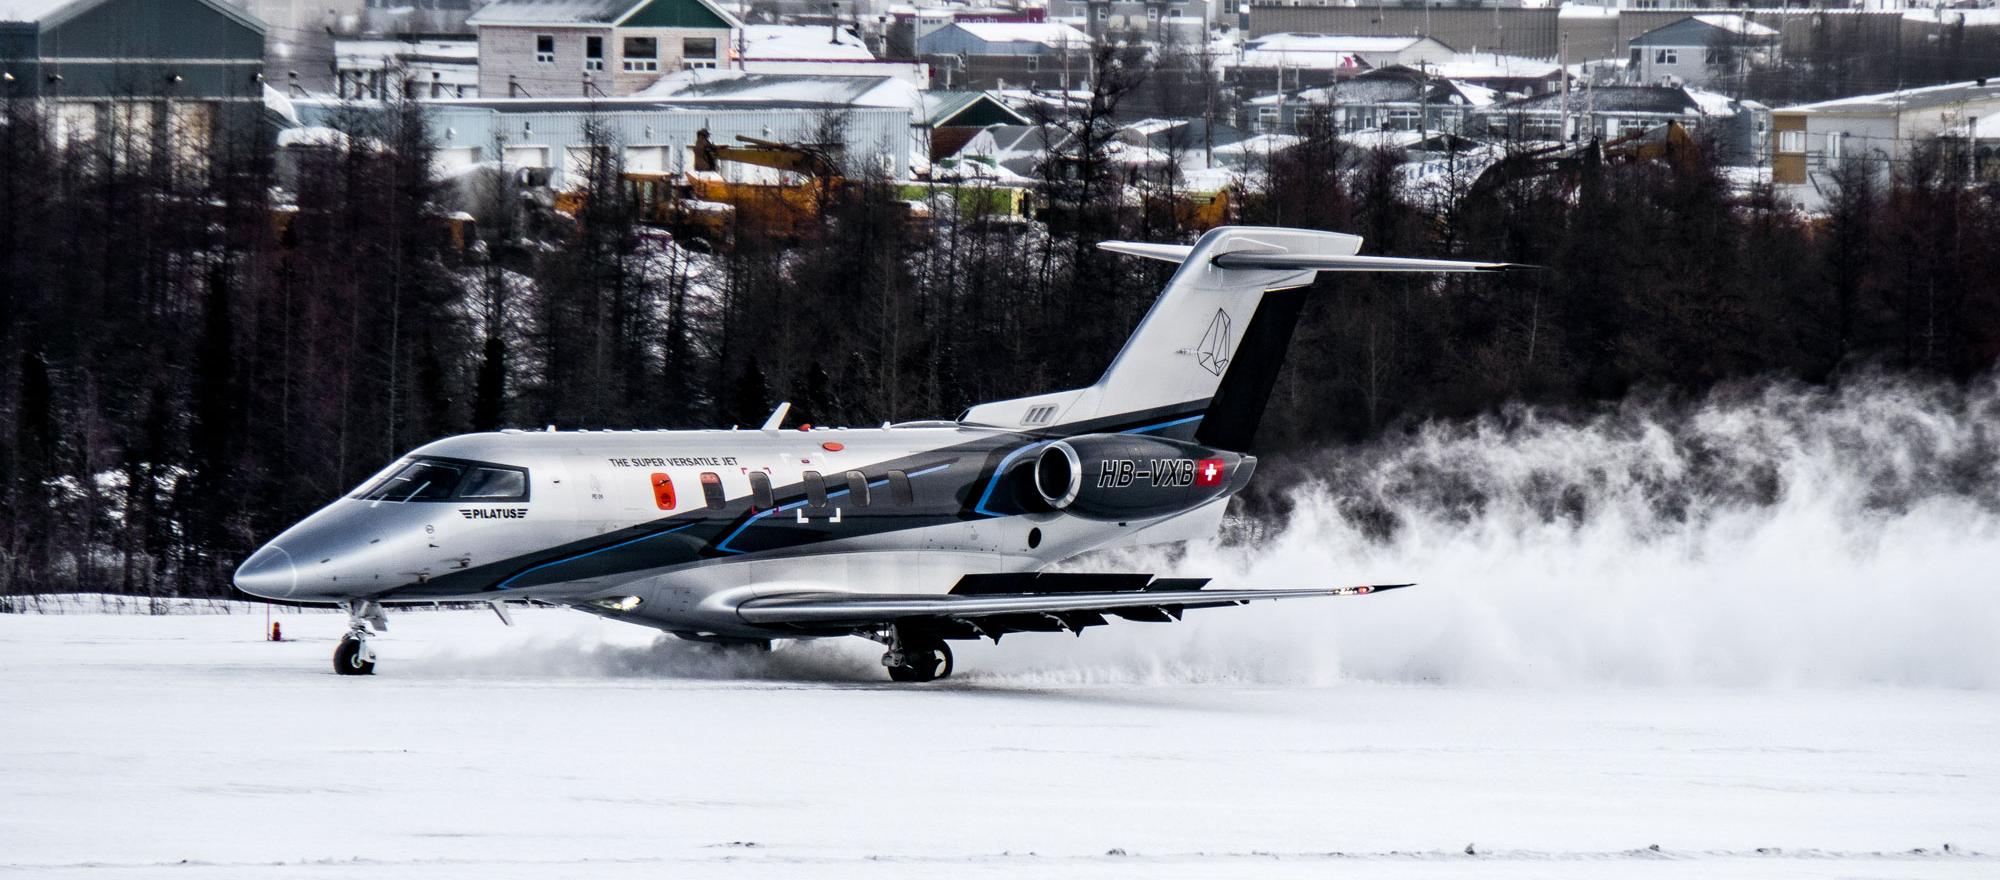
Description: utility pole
1558,32,1570,142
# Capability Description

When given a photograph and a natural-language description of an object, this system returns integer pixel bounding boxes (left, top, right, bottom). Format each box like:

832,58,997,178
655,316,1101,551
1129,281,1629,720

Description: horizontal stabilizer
1098,241,1195,264
1210,252,1512,273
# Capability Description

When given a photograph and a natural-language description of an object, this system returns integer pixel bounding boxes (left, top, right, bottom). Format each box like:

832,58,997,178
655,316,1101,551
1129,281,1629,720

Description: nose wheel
334,600,387,676
881,629,953,683
334,633,377,675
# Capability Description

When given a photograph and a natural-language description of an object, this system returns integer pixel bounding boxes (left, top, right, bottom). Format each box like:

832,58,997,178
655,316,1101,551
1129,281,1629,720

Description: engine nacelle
1030,434,1254,521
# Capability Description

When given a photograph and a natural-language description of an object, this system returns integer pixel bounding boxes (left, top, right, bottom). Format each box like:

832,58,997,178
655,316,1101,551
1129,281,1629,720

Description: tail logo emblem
1195,309,1232,376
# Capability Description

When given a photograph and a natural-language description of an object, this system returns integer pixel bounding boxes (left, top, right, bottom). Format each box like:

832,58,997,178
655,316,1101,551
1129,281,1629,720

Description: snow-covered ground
3,608,1995,879
10,375,2000,877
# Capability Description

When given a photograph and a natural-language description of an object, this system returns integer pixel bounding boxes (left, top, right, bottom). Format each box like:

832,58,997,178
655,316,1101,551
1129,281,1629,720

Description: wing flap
736,583,1411,627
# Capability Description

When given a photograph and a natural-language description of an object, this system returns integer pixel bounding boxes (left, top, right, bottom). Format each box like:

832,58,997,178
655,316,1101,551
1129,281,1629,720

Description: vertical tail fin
958,226,1507,447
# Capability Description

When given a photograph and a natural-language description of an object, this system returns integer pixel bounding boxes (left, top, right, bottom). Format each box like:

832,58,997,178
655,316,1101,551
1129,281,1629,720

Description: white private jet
235,227,1508,680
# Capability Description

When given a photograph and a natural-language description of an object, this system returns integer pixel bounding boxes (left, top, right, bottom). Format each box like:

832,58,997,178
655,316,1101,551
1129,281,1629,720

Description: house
1422,54,1562,97
1627,15,1779,89
0,0,268,152
468,0,740,99
1771,79,2000,209
1246,68,1498,135
1047,0,1210,43
735,23,929,84
334,35,479,100
1475,85,1719,144
1236,33,1455,73
916,22,1095,91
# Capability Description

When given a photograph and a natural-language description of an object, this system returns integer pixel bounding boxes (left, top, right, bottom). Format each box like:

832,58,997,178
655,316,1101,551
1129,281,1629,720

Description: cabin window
845,471,870,507
584,36,605,71
459,466,528,501
803,471,828,508
536,35,556,65
700,472,726,510
748,471,775,509
623,37,659,72
651,473,677,510
886,470,914,505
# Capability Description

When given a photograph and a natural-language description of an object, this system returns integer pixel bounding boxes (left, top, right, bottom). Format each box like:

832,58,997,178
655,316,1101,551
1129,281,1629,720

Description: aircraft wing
736,574,1411,638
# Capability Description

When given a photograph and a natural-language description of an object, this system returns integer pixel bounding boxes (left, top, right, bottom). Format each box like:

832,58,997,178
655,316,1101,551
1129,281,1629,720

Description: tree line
3,77,1998,597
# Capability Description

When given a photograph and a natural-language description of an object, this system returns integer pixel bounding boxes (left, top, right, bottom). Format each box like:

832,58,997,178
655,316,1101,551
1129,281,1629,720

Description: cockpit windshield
355,457,530,503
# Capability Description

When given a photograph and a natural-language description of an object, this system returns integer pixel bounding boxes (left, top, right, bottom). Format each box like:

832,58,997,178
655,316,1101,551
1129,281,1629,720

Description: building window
1170,5,1184,17
1147,7,1160,21
681,37,718,69
1025,55,1039,72
1826,132,1844,162
623,36,659,72
1654,48,1677,65
1095,7,1107,19
536,34,555,64
584,36,604,71
1778,129,1804,154
1630,48,1641,66
1385,108,1421,131
1705,48,1719,64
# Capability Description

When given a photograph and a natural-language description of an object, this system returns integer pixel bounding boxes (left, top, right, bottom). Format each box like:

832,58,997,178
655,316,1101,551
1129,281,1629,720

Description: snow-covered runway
2,608,1996,878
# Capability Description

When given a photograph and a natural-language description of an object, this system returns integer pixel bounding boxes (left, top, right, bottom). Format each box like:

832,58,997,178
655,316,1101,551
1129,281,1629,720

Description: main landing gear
335,600,387,676
879,626,954,683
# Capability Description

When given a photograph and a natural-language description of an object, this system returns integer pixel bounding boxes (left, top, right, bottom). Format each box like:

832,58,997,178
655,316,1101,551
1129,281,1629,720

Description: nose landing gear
879,627,953,683
334,600,388,676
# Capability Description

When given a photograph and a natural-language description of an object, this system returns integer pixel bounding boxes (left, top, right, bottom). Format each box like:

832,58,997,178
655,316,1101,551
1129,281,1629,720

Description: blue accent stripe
1124,414,1202,435
972,442,1048,517
497,523,697,590
715,462,957,553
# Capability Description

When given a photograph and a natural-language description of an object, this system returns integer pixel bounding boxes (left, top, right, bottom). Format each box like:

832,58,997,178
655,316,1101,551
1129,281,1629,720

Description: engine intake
1028,434,1252,520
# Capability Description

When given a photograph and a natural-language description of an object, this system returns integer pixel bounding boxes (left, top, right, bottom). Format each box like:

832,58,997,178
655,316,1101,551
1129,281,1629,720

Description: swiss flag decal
1195,458,1226,487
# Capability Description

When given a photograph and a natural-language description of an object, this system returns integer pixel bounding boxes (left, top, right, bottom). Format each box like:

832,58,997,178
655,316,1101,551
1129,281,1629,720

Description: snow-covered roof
1244,33,1435,55
2,0,262,31
1429,52,1561,82
1691,15,1780,38
334,38,480,65
468,0,737,28
638,69,922,112
468,0,636,25
1684,86,1741,118
0,0,81,22
1781,79,2000,115
1485,85,1709,117
951,22,1092,48
739,24,874,61
1904,8,2000,26
264,83,300,126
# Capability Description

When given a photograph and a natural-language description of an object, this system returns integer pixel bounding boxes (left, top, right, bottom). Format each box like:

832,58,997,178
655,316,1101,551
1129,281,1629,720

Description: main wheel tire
333,635,376,676
886,638,953,683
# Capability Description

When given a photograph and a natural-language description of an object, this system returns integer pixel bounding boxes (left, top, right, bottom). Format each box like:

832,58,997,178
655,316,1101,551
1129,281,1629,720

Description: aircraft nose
234,545,298,599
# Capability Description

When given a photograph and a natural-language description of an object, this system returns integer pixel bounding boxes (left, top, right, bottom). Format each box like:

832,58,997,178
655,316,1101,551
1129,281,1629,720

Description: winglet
760,402,791,432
